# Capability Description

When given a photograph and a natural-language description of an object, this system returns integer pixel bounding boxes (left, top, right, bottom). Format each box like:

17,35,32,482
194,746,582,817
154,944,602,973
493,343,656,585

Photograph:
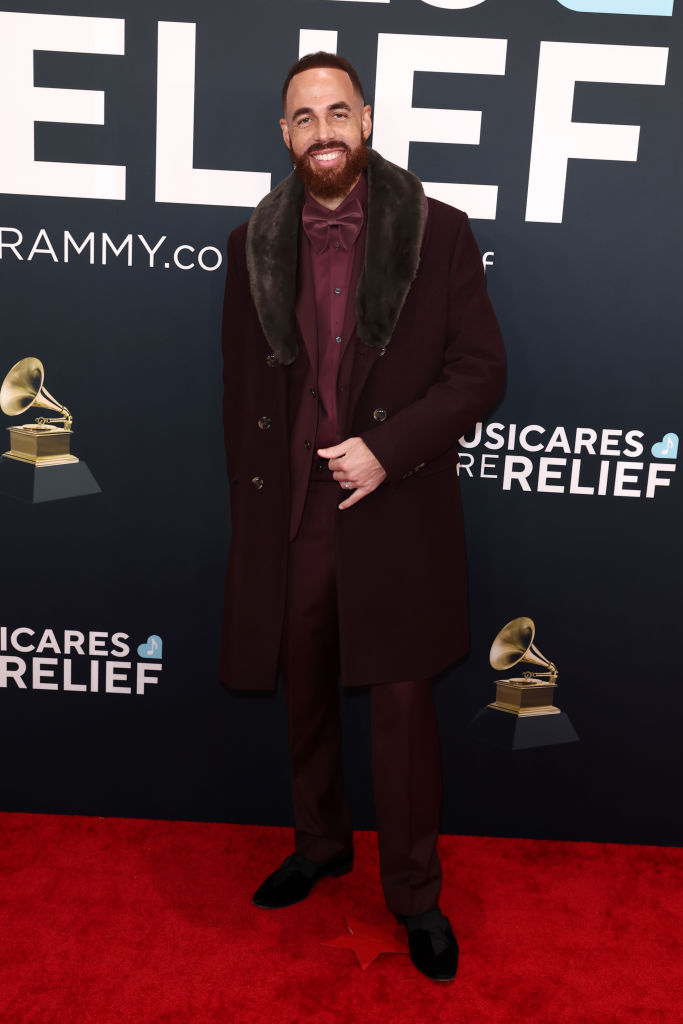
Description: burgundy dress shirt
288,173,368,539
301,173,368,447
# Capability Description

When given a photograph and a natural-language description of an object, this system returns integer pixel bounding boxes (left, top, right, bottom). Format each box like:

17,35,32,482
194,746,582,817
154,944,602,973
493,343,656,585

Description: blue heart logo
651,433,678,459
137,634,163,659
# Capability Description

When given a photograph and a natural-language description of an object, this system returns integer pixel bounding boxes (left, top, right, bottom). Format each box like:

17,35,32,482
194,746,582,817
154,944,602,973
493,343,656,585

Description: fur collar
245,148,425,366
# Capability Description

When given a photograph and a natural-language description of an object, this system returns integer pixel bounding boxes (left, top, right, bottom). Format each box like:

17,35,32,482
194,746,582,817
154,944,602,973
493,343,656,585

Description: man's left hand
317,437,387,509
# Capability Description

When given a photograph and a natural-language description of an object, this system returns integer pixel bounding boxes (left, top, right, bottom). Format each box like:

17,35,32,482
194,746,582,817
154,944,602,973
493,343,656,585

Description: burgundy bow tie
302,199,363,253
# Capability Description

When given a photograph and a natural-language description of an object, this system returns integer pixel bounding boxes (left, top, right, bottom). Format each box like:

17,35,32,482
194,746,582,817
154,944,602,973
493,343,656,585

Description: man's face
280,67,372,206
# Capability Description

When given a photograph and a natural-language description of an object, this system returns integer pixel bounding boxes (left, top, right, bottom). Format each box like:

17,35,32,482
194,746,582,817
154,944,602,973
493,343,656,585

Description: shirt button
315,462,325,473
310,388,317,398
257,416,271,430
334,287,341,295
266,354,278,367
373,408,388,423
335,336,342,344
251,476,264,490
378,347,387,357
304,440,312,450
334,242,340,249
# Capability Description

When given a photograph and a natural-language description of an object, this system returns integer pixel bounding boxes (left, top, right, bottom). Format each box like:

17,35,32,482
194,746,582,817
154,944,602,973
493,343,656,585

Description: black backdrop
1,0,681,846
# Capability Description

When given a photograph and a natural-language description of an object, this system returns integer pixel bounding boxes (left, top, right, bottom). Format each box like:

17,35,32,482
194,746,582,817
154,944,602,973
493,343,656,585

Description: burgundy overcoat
220,149,505,692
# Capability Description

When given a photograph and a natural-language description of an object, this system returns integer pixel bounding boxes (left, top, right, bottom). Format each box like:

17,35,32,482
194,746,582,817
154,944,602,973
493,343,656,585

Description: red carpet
0,812,681,1023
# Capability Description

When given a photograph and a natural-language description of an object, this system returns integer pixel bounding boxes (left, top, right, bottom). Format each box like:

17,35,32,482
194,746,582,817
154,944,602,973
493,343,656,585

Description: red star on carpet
323,915,410,970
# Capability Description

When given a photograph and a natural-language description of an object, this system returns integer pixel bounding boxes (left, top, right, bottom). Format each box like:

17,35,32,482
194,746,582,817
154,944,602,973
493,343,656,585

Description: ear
280,118,291,149
361,105,372,141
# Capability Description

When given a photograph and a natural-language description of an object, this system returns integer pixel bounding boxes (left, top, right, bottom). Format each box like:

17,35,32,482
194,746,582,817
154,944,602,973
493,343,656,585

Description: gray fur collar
245,148,426,366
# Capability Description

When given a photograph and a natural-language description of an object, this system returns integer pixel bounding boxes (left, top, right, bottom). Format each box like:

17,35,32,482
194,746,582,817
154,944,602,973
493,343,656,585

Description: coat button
304,440,312,450
310,388,317,398
373,408,388,423
266,354,278,367
378,347,387,357
257,416,272,430
251,476,264,490
315,462,325,473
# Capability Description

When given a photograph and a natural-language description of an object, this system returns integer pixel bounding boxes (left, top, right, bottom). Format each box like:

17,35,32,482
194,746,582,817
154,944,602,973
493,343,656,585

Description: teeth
312,151,342,162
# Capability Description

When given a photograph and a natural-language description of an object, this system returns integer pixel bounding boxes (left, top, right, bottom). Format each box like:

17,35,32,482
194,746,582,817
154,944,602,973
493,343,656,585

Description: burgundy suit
221,149,505,913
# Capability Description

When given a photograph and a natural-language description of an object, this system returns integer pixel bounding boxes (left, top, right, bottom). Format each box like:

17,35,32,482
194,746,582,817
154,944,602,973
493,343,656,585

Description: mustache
305,141,350,155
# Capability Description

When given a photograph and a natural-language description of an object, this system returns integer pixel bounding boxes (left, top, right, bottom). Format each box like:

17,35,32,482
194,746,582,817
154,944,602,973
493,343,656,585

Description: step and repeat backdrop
1,0,680,845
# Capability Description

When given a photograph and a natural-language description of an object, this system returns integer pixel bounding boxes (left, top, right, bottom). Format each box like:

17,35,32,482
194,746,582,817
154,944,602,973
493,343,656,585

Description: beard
290,136,368,202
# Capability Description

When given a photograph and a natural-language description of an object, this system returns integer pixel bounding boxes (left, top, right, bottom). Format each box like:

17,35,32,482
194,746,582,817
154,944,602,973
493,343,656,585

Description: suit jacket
220,148,505,692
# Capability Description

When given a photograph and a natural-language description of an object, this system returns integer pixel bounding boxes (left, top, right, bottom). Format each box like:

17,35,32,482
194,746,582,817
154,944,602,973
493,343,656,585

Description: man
220,52,504,982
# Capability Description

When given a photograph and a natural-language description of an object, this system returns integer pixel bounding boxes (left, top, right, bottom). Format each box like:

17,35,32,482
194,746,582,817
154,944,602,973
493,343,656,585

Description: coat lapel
356,149,426,350
245,171,303,366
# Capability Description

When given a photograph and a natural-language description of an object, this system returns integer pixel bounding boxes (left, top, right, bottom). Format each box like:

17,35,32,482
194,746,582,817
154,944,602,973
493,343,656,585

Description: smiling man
282,68,371,205
220,52,505,982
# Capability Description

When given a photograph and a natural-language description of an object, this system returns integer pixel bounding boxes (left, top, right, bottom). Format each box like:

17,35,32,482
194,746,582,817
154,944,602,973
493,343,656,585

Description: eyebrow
291,101,353,120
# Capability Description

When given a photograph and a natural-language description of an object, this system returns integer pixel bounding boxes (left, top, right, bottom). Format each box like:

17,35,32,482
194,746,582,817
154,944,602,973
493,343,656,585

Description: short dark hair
281,52,365,112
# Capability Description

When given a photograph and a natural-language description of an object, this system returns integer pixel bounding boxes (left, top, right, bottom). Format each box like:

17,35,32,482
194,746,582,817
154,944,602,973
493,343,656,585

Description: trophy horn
0,357,71,427
490,616,557,681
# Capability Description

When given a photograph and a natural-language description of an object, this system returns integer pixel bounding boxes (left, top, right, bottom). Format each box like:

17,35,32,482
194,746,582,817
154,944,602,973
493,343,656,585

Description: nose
314,119,334,144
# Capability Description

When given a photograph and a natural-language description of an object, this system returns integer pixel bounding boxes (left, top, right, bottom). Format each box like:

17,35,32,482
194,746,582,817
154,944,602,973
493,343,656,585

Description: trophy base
469,705,579,750
0,455,101,503
491,677,558,713
5,424,76,465
488,701,561,716
3,450,79,467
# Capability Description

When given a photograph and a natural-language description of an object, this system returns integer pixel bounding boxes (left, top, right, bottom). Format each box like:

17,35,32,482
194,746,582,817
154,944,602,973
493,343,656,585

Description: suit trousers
279,478,443,917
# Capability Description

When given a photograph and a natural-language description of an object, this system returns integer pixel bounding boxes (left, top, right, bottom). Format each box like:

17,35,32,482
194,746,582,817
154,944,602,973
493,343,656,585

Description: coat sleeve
360,214,505,483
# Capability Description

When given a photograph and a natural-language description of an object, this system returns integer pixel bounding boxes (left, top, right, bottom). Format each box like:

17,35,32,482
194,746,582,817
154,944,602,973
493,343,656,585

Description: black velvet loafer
252,851,354,909
398,909,459,981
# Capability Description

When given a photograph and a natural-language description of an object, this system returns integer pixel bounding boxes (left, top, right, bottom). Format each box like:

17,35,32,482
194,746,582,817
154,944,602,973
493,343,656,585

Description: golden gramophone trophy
470,617,578,749
0,357,100,503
